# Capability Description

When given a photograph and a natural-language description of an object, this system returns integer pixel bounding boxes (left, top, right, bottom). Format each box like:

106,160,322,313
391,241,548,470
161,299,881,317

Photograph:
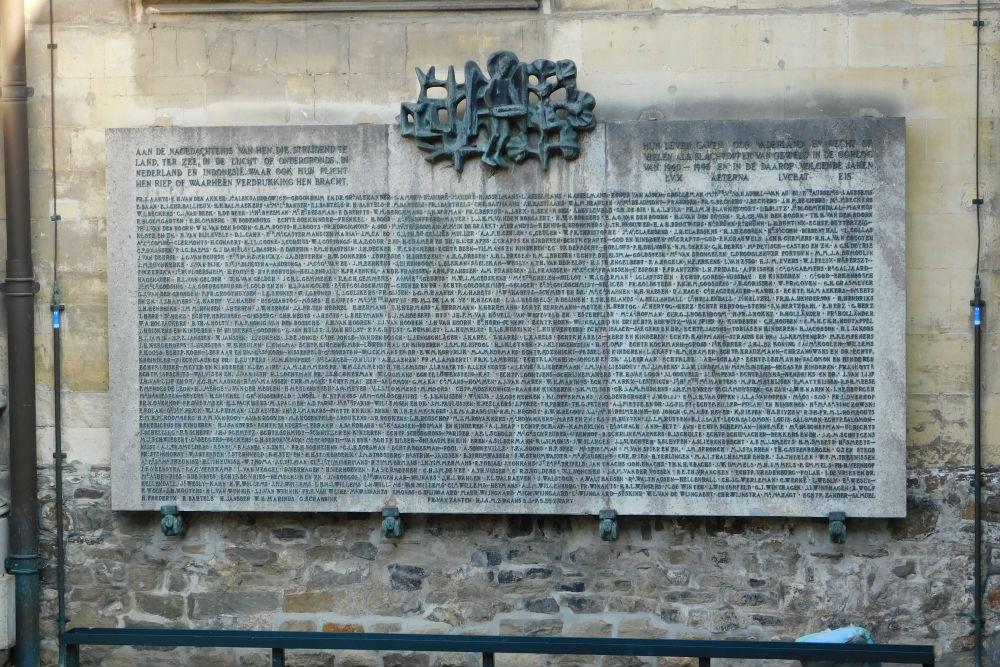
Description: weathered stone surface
655,659,698,667
499,619,564,636
465,599,515,622
599,656,647,667
549,657,596,667
272,527,307,541
283,592,333,613
279,620,317,632
434,652,475,667
189,651,239,667
892,561,917,578
283,653,335,667
562,595,607,614
388,564,426,591
369,623,403,634
524,597,560,614
66,606,116,629
323,622,364,633
891,494,939,538
226,547,278,567
349,542,378,561
35,470,996,664
472,550,503,567
190,592,280,619
384,653,430,667
339,651,377,667
134,593,185,619
306,566,366,589
567,619,613,637
427,607,463,625
607,596,657,613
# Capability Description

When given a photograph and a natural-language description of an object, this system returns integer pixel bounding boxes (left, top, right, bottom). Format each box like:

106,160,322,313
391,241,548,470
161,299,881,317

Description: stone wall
3,0,998,664
38,465,999,666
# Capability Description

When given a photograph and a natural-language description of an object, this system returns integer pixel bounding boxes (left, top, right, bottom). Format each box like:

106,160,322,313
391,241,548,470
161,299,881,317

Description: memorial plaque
108,119,905,517
605,120,904,517
383,130,609,513
109,125,390,512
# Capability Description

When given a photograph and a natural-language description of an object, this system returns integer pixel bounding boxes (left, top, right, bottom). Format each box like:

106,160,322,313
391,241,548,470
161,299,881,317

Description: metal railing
63,628,936,667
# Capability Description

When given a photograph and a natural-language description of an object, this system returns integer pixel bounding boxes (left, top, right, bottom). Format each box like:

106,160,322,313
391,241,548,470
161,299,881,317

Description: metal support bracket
160,505,187,537
0,277,39,297
599,509,618,541
5,552,45,575
382,507,402,538
0,85,33,98
828,511,847,543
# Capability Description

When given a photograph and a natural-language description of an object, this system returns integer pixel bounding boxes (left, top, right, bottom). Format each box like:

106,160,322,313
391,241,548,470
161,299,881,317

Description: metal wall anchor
829,511,847,543
599,509,618,541
382,507,403,538
160,505,186,537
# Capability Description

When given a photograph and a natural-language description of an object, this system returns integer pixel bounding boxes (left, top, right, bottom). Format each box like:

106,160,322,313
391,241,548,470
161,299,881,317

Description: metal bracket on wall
0,277,39,297
382,507,403,539
828,511,847,543
160,505,186,537
599,509,618,541
4,553,44,575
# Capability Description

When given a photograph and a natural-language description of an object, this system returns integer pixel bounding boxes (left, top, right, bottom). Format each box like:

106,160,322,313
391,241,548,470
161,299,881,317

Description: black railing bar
62,629,934,663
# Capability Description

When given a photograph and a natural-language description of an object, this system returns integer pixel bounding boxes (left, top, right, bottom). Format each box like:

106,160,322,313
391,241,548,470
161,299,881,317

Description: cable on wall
46,0,68,665
971,1,985,665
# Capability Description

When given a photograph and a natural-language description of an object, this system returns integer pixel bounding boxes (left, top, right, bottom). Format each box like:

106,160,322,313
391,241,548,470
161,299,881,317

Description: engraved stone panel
604,119,904,517
383,129,608,514
109,126,390,511
108,119,904,517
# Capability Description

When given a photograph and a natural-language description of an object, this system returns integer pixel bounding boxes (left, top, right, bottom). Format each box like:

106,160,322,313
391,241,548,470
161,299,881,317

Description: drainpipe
1,0,41,664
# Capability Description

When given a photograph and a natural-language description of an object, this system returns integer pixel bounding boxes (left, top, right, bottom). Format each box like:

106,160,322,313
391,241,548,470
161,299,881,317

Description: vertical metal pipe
52,305,66,667
1,0,40,664
972,276,984,667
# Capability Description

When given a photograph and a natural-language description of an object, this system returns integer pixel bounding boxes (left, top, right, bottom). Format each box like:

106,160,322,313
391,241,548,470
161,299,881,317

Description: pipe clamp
5,553,45,575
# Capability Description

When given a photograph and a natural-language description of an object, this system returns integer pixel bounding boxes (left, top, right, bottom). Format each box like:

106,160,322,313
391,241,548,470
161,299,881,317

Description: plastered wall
3,0,999,664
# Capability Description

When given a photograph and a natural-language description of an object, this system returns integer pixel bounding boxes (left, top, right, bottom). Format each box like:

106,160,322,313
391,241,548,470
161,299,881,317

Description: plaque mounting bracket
160,505,187,537
598,509,618,541
828,511,847,543
382,507,403,539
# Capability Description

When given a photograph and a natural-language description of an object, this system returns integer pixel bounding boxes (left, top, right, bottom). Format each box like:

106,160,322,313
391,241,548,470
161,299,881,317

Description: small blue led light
975,305,982,327
53,310,61,329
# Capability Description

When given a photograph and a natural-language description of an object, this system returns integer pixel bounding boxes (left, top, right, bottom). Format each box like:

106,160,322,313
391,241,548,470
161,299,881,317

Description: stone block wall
0,0,995,664
37,466,1000,666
